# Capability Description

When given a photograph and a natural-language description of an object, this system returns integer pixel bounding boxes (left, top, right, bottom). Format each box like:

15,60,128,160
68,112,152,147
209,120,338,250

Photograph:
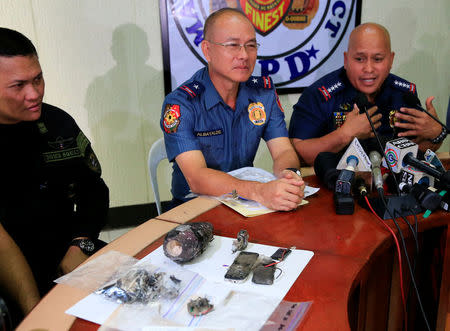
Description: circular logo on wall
169,0,357,87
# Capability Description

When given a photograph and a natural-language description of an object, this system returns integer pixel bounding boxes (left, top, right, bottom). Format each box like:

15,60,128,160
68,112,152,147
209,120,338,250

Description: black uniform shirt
0,103,109,294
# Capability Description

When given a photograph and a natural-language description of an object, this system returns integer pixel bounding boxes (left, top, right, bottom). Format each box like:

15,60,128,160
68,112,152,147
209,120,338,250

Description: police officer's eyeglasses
206,40,260,53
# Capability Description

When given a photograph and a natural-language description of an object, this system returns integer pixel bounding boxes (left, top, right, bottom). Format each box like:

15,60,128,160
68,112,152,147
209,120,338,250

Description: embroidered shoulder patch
317,81,344,101
163,104,181,133
275,91,284,113
392,78,416,94
246,76,274,89
178,81,204,99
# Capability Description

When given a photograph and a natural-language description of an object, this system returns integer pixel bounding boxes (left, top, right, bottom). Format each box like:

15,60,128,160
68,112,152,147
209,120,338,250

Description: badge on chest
248,102,266,126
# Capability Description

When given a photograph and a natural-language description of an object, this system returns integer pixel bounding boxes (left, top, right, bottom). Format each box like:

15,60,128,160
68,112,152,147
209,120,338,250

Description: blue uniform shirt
289,67,418,142
161,67,287,201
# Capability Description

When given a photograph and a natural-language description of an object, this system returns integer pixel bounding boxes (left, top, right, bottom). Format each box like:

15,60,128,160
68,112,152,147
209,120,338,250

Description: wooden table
18,167,450,331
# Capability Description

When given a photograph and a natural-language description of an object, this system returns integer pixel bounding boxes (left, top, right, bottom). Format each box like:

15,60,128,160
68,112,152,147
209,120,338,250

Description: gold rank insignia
389,110,398,128
339,103,352,112
248,102,266,126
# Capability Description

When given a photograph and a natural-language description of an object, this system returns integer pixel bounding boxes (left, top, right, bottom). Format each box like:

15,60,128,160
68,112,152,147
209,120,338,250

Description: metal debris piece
96,269,181,304
232,229,249,253
163,222,214,263
170,275,181,284
231,189,238,199
187,297,214,316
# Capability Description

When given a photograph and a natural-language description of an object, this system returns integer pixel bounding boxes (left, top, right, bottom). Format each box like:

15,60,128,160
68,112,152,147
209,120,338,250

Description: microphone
334,156,359,215
403,93,449,132
369,151,384,192
410,183,443,212
314,152,340,190
403,153,450,187
336,137,371,172
335,156,358,194
384,137,450,188
353,177,368,198
403,153,442,179
313,152,356,214
383,137,418,173
355,92,370,114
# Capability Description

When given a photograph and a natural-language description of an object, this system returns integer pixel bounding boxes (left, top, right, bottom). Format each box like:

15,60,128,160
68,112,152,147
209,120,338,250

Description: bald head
203,8,252,41
348,23,391,53
201,8,257,89
344,22,395,102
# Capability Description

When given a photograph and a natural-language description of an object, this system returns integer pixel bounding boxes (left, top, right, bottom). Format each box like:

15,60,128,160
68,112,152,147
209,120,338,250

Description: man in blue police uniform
289,23,444,165
0,28,109,324
161,8,305,211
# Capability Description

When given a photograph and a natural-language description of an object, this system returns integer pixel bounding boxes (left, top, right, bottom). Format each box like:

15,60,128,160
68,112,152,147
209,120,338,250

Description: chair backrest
148,138,167,215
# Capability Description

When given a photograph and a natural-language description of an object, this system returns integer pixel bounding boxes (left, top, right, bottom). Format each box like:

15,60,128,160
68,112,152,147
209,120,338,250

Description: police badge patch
163,104,181,133
168,0,358,90
248,102,266,126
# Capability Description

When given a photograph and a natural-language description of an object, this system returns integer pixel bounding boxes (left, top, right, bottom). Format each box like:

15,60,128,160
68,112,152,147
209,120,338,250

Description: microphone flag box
399,168,435,187
383,138,418,173
337,137,371,172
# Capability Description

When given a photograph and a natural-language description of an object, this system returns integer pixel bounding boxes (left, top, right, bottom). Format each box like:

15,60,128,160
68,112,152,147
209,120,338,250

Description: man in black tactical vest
0,28,109,327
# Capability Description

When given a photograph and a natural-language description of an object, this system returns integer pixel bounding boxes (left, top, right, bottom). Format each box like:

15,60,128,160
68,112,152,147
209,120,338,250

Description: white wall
0,1,448,207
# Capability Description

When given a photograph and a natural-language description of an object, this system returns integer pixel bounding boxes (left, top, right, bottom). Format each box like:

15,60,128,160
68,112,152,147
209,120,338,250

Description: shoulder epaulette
317,80,345,102
246,76,274,89
178,81,204,98
391,76,416,94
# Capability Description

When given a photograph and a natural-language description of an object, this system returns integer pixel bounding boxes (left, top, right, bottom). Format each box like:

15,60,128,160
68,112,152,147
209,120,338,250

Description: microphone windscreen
361,136,388,155
314,152,340,190
355,92,370,110
403,92,421,107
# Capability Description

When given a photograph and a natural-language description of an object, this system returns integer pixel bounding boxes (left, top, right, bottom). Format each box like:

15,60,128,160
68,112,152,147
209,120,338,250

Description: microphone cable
378,192,432,331
359,93,431,330
356,94,401,196
395,209,420,323
403,93,449,132
364,194,407,331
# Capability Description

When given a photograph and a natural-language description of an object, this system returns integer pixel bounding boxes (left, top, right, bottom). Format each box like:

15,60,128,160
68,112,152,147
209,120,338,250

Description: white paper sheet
217,167,320,217
66,236,314,328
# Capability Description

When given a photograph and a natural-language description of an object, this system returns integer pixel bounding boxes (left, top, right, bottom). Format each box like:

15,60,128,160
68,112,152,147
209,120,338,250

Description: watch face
80,239,95,253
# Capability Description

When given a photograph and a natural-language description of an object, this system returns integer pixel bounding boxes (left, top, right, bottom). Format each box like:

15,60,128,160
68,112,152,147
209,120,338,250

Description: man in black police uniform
0,28,109,323
289,23,445,165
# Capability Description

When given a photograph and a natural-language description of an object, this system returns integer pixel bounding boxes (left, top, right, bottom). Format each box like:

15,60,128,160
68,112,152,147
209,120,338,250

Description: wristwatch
285,168,302,177
70,238,96,256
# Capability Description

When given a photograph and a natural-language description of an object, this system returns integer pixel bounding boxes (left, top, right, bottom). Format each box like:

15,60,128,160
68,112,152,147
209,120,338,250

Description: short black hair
0,27,37,57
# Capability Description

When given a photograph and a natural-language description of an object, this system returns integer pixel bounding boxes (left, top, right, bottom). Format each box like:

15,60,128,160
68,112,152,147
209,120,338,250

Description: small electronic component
224,251,259,283
252,264,276,285
187,297,213,316
231,229,249,253
270,247,292,261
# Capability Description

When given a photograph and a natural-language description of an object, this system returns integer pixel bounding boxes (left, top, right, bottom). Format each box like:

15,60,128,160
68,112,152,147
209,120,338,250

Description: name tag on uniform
195,129,223,137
